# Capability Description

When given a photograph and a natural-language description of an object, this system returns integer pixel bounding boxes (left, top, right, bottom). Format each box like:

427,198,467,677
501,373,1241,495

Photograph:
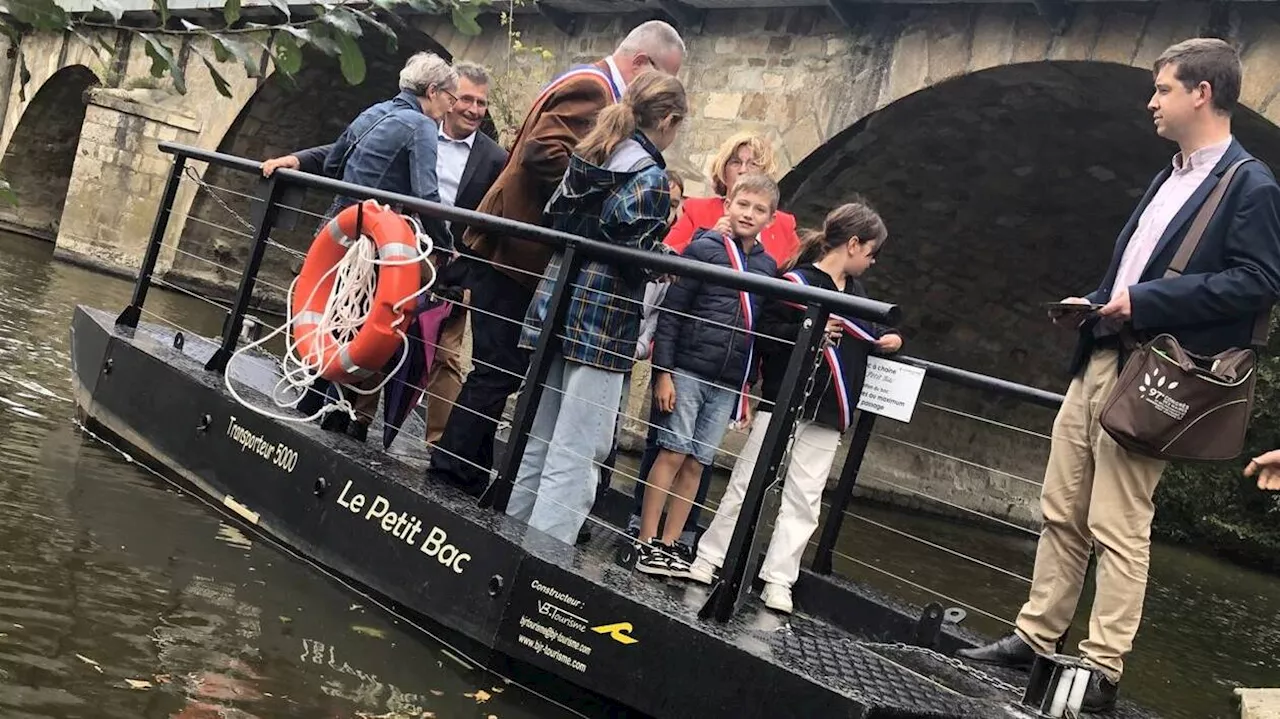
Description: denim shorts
655,372,736,466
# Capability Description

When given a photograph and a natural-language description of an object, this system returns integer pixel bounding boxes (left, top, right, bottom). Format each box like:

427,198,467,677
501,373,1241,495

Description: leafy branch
487,0,551,145
0,0,490,98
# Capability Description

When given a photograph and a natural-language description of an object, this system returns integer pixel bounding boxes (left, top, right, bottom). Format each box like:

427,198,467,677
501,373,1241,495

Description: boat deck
71,306,1159,719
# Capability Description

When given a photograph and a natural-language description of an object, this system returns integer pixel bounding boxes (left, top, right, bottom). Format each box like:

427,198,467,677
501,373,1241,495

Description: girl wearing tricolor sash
682,200,903,614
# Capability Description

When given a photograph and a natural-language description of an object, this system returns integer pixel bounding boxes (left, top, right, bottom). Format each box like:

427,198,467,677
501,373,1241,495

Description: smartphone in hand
1044,301,1104,321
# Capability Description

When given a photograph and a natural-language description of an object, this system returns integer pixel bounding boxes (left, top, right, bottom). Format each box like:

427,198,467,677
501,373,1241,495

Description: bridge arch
0,65,99,240
780,59,1280,392
171,27,451,299
775,58,1280,526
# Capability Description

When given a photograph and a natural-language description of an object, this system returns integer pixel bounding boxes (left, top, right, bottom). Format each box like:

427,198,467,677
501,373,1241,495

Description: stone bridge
6,0,1280,529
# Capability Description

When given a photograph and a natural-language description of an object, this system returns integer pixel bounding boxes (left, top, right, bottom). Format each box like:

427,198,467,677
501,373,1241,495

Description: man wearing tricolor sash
429,21,686,495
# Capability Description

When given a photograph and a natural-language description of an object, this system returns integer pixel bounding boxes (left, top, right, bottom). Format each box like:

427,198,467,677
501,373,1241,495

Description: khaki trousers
1014,349,1166,681
342,297,468,440
424,295,469,444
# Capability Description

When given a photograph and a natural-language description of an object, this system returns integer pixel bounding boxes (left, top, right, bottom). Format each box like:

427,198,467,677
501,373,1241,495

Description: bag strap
1164,158,1253,279
1252,303,1272,348
336,112,396,179
1162,157,1272,348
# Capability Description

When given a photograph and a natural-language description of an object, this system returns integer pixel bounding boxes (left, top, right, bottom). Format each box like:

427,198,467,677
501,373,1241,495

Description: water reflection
828,474,1280,719
0,232,573,719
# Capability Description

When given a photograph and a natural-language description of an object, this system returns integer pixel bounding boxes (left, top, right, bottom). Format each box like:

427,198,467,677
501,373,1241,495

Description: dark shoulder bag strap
336,112,396,178
1161,158,1271,348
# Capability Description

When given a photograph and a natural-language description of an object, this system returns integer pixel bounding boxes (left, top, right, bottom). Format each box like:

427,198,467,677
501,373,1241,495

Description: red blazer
663,195,801,265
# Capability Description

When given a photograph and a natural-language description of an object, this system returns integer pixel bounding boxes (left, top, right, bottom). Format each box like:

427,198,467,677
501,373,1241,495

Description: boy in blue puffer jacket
634,173,780,576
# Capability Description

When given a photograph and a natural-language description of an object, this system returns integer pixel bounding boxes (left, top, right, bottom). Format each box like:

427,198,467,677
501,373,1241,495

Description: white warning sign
857,357,925,423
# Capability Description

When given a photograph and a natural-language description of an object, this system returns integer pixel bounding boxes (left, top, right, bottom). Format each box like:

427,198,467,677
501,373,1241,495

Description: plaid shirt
519,134,672,371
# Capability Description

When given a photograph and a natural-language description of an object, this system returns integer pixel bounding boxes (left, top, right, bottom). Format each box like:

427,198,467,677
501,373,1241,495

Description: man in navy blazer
262,63,508,442
958,38,1280,711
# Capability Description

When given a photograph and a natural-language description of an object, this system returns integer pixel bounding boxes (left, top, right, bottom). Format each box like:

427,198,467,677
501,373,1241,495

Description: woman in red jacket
664,131,801,260
626,132,802,554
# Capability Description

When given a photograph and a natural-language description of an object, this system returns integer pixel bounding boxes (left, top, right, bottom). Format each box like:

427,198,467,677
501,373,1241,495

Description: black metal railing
121,142,1091,639
809,360,1065,578
121,142,901,624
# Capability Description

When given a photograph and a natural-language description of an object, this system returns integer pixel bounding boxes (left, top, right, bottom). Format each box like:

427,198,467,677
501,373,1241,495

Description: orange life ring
290,201,421,384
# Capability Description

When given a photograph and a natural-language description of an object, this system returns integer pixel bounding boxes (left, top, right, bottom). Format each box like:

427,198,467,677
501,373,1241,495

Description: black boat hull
71,305,1160,719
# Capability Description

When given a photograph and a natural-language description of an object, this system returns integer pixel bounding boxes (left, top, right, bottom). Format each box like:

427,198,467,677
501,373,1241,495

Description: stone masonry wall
0,66,98,240
54,89,201,274
168,30,452,305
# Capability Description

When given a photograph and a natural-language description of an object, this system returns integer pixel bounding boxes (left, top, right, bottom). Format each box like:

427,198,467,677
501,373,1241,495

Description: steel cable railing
123,141,1043,629
133,238,747,566
141,148,1061,635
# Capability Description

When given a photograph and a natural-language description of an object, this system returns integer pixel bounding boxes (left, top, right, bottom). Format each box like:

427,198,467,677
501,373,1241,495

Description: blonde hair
575,71,687,166
709,132,779,196
727,173,779,212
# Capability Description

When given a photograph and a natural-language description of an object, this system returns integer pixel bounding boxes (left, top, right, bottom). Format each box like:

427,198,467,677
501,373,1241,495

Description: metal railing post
701,304,828,622
479,245,583,511
205,175,285,374
811,410,878,575
116,154,188,329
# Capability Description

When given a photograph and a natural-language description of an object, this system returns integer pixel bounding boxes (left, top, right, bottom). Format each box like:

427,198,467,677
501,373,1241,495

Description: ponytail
783,197,888,272
577,104,637,166
575,70,688,166
786,228,828,272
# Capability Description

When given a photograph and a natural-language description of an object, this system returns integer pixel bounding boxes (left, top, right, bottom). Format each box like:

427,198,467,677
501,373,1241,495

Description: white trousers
695,411,842,588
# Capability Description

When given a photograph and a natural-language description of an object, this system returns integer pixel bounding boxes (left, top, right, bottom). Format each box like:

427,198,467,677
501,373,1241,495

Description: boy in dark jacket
635,174,780,576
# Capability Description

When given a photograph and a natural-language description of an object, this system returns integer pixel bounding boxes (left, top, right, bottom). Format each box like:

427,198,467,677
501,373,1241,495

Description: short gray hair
399,52,457,96
616,20,686,61
453,62,490,87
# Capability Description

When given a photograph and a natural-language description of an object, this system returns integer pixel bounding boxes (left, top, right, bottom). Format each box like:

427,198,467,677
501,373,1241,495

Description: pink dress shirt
1109,136,1234,301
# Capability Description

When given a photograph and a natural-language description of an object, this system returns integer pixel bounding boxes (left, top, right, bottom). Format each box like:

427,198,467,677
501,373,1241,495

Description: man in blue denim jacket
323,51,458,250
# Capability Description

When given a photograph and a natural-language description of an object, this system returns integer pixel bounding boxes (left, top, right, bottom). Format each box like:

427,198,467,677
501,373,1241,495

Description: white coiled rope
224,205,438,424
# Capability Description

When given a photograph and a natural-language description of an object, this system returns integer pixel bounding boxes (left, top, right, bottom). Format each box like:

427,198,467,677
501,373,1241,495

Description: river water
0,230,1275,718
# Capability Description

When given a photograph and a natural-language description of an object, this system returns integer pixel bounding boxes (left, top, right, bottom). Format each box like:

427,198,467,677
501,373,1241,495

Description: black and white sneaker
674,542,695,564
636,542,689,577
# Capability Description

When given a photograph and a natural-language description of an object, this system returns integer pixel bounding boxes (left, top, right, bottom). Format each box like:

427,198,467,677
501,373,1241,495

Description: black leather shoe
319,412,350,435
954,633,1036,669
346,421,369,443
426,468,488,498
1082,670,1118,713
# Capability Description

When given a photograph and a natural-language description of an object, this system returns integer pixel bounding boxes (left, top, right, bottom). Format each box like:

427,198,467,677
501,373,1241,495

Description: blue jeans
508,356,625,544
654,373,735,466
628,376,727,546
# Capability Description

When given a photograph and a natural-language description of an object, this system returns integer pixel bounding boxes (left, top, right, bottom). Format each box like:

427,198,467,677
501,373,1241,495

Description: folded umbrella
381,301,454,449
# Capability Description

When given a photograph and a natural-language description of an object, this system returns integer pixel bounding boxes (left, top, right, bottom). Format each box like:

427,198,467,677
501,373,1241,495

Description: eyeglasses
454,95,488,111
438,88,459,107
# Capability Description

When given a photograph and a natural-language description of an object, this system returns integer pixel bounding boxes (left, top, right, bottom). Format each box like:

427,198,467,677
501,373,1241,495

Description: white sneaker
761,583,793,614
679,557,717,584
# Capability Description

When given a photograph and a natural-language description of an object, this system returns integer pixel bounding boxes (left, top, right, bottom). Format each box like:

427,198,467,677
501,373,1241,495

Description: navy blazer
292,131,507,247
1071,138,1280,375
